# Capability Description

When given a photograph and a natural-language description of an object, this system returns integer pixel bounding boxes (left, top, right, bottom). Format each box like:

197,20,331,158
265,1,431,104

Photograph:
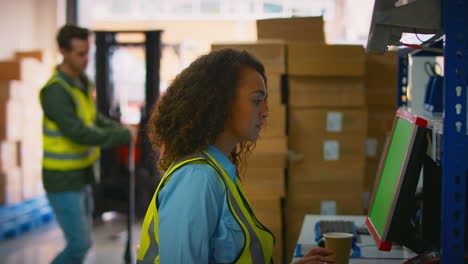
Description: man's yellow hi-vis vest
137,151,275,263
41,74,100,171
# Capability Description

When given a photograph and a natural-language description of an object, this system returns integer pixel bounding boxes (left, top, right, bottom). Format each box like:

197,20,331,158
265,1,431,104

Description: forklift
93,30,163,263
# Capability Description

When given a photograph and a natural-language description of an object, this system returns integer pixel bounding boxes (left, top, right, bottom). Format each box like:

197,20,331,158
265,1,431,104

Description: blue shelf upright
441,0,468,263
397,49,409,108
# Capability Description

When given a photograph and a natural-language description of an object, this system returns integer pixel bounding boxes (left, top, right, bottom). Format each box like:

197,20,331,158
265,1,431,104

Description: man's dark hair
56,25,89,50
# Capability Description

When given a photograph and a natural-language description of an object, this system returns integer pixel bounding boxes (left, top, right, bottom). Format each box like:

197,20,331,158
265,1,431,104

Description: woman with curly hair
137,48,334,264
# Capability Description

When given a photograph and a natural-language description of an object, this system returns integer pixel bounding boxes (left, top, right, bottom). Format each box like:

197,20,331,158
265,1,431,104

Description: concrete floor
0,217,142,264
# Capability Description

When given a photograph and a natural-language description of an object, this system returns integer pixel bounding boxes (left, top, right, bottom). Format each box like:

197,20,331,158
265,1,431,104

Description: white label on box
323,140,340,160
321,200,337,215
326,112,343,132
365,138,378,157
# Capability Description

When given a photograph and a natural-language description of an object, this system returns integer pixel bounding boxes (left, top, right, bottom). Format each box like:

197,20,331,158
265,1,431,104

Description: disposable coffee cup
323,232,353,264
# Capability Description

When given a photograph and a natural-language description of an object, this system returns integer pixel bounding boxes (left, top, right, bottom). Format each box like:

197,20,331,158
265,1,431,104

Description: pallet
0,196,54,242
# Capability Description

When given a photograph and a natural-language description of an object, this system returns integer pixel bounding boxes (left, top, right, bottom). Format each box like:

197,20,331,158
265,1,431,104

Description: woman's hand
293,248,335,264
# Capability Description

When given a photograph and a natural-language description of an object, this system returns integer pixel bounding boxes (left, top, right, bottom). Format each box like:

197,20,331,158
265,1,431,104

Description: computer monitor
366,0,442,54
366,109,428,251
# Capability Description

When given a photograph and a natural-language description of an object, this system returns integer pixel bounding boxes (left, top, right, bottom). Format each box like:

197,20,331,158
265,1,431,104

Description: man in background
40,24,135,264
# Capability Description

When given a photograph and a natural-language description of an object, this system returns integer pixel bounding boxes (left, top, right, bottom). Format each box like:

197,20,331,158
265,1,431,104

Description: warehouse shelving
396,1,468,263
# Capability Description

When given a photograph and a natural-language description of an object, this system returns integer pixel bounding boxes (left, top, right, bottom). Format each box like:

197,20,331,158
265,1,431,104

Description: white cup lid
323,232,354,238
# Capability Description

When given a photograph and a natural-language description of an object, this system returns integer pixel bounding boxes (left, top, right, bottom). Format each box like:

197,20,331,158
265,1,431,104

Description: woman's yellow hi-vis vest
41,74,100,171
137,151,275,264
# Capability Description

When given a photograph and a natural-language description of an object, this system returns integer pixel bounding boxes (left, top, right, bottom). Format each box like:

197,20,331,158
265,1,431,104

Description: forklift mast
94,30,163,217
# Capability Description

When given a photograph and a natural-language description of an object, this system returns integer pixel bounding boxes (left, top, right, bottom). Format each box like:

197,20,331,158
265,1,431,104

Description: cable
415,33,425,43
415,32,443,45
400,42,444,54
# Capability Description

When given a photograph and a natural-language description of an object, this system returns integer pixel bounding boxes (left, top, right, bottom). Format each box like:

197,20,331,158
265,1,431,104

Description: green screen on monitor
369,118,412,237
366,109,428,251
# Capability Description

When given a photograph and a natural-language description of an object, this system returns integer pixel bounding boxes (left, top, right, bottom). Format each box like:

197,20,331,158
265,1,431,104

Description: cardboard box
0,141,20,170
0,167,22,205
365,136,390,160
289,109,367,136
255,137,288,154
243,167,285,198
246,152,287,168
367,106,395,136
366,88,398,106
273,236,283,264
289,164,365,184
0,61,21,81
288,109,367,167
266,73,284,106
288,135,366,167
365,51,398,106
367,106,394,160
0,81,12,101
288,44,365,76
288,76,365,107
261,104,286,138
15,50,43,62
0,100,23,141
256,17,325,43
365,159,380,192
286,182,364,215
285,210,308,260
211,41,286,74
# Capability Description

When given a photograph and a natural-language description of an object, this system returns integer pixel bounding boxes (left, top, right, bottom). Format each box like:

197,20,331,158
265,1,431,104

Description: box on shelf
265,73,284,106
365,51,398,106
0,167,23,205
0,141,20,170
288,133,366,167
257,16,325,43
288,44,365,76
255,137,288,155
260,104,286,138
243,167,285,198
288,76,365,108
15,50,43,62
0,81,12,101
366,106,394,160
0,99,24,141
246,152,287,169
289,108,367,136
0,61,21,81
286,182,364,215
211,41,286,74
289,164,365,184
365,159,380,192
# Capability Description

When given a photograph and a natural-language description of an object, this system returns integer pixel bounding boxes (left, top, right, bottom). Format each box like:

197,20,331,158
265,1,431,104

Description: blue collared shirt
157,145,244,263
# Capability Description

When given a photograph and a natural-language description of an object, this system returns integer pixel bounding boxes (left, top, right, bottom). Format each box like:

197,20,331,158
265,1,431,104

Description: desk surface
291,215,417,264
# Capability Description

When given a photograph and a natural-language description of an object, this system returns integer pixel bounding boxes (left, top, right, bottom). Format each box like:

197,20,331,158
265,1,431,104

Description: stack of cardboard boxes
0,51,50,205
364,52,399,198
213,17,399,262
285,43,368,256
256,16,368,258
211,41,287,264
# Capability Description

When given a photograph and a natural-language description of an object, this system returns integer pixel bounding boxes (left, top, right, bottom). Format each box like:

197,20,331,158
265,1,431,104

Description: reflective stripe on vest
41,74,100,170
137,151,275,264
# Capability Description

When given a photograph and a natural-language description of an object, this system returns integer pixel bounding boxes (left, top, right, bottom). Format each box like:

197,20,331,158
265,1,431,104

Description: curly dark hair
148,48,267,175
57,24,89,50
